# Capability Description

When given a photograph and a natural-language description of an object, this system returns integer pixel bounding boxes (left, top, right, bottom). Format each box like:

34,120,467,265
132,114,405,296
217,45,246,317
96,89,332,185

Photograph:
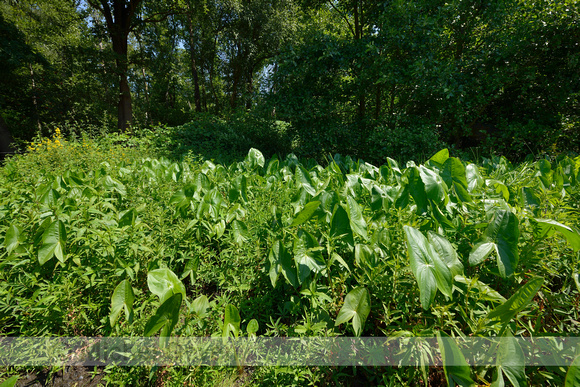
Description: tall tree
87,0,143,131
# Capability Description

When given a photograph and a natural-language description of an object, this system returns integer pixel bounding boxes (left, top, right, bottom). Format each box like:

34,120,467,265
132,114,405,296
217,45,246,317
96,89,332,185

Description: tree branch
327,0,355,37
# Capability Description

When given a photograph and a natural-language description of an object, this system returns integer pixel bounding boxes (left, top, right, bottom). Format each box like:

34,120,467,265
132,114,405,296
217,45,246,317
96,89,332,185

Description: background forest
1,0,579,164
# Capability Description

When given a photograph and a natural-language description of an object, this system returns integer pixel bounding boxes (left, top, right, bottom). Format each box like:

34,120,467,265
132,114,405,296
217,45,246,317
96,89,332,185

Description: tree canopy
0,0,578,161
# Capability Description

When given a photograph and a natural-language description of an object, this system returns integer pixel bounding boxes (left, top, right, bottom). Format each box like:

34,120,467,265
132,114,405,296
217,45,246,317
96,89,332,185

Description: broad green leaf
245,148,265,169
454,275,506,303
181,256,199,283
334,287,371,337
429,148,450,167
118,208,136,228
291,201,321,226
431,201,455,230
40,188,60,208
222,304,241,339
346,196,367,239
38,220,66,265
404,226,453,309
295,166,316,195
407,167,428,214
470,210,520,278
231,219,249,246
469,242,495,266
494,331,526,387
268,240,298,288
487,210,519,278
443,157,472,202
465,163,483,192
195,172,212,193
428,231,464,276
0,376,19,387
574,273,580,293
4,224,23,255
419,166,447,204
102,176,126,196
565,355,580,387
147,268,186,304
266,156,280,175
488,277,544,324
487,179,510,201
536,159,553,188
533,219,580,252
144,293,182,348
191,295,210,318
293,230,325,284
214,219,226,238
521,187,541,210
247,319,259,338
109,279,134,327
330,204,354,247
437,332,476,387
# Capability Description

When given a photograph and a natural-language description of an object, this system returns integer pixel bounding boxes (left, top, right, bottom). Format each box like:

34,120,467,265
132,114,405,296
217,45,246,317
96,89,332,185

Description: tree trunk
29,64,42,133
186,8,202,112
88,0,142,132
111,30,132,131
0,115,14,161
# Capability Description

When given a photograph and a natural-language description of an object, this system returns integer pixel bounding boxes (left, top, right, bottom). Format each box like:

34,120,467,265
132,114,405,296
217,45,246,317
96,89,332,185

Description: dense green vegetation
2,0,580,386
1,127,579,385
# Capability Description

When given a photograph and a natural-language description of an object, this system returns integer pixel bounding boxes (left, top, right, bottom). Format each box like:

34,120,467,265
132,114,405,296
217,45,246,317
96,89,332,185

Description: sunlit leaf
38,220,66,265
109,279,134,327
404,226,453,309
442,157,472,202
290,201,321,226
147,268,186,304
268,240,298,288
428,231,463,276
565,355,580,387
222,304,241,339
488,277,544,324
4,224,23,255
293,230,325,284
334,287,370,337
231,219,249,246
347,196,367,239
469,210,519,278
533,218,580,252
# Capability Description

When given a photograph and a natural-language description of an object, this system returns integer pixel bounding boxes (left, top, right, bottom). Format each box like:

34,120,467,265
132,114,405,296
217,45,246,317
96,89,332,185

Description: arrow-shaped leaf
144,293,182,348
488,277,544,324
38,220,66,265
268,240,298,288
492,331,526,387
335,287,371,337
222,304,241,339
404,226,453,309
469,210,519,278
293,230,325,284
109,279,135,327
291,201,321,227
533,219,580,252
147,268,186,304
347,196,367,239
437,331,475,387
